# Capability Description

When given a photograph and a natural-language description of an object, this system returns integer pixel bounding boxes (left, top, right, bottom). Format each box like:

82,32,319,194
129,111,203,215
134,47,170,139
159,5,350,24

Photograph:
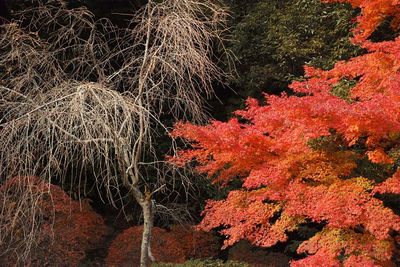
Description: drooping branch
0,1,229,265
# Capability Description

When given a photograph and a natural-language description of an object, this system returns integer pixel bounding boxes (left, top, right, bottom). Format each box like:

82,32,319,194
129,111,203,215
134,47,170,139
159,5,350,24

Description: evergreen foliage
226,0,359,97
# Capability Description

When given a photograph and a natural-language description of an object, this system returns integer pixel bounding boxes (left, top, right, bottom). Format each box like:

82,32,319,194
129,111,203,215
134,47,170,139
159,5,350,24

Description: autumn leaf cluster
170,0,400,266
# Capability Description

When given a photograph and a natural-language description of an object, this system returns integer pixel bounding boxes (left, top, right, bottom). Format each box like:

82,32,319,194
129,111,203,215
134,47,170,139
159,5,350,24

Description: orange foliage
293,229,395,267
367,148,394,164
0,176,107,267
374,170,400,195
171,92,400,264
170,0,400,265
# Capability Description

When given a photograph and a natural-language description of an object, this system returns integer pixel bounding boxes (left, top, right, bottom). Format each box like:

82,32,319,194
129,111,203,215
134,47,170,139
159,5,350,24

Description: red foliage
293,229,395,267
374,170,400,195
171,91,400,265
169,224,219,260
170,0,400,266
106,226,186,266
0,176,107,267
106,225,219,266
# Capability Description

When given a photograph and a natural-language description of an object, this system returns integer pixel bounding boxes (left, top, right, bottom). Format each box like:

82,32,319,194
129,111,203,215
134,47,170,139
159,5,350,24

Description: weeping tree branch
0,0,230,266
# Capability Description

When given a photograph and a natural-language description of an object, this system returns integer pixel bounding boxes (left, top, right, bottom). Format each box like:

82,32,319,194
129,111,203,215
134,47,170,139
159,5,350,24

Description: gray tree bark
140,198,155,267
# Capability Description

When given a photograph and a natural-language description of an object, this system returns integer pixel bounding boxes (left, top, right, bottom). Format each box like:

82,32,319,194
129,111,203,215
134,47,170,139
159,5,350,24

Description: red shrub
169,224,219,260
106,226,186,266
0,176,108,266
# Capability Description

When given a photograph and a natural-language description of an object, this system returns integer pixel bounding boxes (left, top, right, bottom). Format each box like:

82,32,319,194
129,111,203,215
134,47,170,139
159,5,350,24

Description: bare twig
0,0,229,265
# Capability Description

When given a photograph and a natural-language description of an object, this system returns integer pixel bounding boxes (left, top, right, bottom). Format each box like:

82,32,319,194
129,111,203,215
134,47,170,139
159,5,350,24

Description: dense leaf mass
171,0,400,265
227,0,358,93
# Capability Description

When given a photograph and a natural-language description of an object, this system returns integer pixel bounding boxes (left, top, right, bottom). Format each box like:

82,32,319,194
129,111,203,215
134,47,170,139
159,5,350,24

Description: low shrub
0,176,108,266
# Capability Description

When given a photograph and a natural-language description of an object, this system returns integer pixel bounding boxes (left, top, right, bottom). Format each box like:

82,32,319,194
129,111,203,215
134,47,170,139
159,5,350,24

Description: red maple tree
170,0,400,266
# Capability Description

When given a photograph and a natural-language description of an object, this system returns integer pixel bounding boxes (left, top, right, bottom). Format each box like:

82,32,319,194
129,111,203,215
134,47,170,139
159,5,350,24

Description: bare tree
0,0,229,266
111,1,228,265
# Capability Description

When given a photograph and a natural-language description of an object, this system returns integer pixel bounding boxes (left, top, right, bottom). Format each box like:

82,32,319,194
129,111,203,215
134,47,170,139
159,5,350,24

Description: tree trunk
140,198,155,267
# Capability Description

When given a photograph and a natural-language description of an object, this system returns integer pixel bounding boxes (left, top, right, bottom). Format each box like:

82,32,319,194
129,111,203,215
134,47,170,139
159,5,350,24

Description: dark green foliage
225,0,360,98
331,79,356,102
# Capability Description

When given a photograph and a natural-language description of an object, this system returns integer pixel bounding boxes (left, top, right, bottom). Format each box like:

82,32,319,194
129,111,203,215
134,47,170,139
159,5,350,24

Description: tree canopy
171,0,400,266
